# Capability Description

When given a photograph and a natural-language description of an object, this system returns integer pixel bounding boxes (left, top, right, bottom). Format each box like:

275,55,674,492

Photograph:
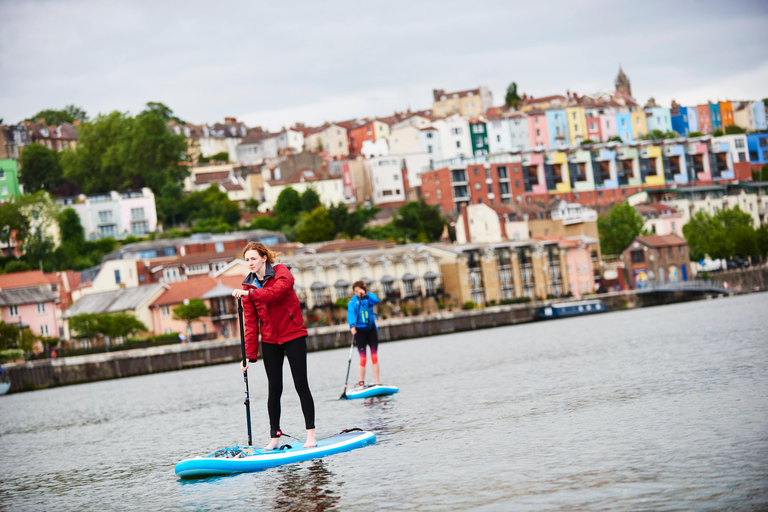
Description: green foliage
328,202,380,238
244,198,260,213
172,299,211,328
580,139,596,145
597,201,645,255
249,215,281,231
504,82,521,109
186,185,240,228
642,129,680,141
4,260,32,272
683,207,758,260
26,105,87,125
752,165,768,182
295,206,335,243
0,349,25,363
499,297,532,305
69,312,147,340
606,136,623,143
334,297,350,308
300,188,322,212
156,182,185,227
462,301,476,310
274,187,302,225
688,131,703,138
0,320,22,350
712,129,724,137
61,103,188,194
18,143,64,193
724,125,746,135
69,313,101,339
392,200,445,243
0,200,30,246
198,151,230,164
757,224,768,256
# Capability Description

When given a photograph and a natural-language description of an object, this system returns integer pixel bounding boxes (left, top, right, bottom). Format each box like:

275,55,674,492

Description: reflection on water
270,460,342,512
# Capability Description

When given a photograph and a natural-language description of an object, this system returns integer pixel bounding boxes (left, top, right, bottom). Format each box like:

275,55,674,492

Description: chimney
460,203,471,244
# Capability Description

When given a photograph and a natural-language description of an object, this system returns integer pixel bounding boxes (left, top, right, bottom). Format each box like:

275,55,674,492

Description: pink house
0,271,61,338
527,111,550,149
536,236,595,297
150,275,245,340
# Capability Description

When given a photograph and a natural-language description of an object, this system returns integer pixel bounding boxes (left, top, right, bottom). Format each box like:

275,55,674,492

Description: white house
431,114,472,160
368,156,406,205
261,169,344,211
57,188,158,240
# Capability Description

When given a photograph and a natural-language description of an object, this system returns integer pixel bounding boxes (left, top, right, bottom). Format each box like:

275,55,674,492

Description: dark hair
242,241,282,264
352,280,366,292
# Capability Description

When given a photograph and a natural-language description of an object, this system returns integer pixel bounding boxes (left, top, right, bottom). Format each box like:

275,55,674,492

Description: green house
469,120,489,156
0,159,21,202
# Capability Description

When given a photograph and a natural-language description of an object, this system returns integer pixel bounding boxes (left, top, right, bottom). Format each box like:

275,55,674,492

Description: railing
637,280,730,294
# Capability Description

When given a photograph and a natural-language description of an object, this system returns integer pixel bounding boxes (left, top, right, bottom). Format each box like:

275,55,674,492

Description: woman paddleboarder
232,242,316,449
347,280,380,387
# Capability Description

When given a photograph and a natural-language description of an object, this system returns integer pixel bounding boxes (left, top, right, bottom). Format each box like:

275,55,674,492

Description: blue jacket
347,293,379,330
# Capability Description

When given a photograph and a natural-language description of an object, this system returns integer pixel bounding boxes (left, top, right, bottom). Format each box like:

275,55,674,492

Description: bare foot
264,437,280,450
303,429,317,449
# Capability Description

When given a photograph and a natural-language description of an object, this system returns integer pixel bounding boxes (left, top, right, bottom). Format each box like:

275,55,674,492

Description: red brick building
621,234,691,289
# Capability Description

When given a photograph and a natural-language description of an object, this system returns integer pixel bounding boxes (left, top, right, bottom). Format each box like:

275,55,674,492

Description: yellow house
565,106,588,146
432,87,493,118
630,108,648,139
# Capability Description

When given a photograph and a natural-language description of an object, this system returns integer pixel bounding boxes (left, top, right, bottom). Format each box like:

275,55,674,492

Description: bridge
636,280,732,295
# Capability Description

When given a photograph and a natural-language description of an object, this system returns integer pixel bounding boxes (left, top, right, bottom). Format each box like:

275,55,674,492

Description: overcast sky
1,0,767,131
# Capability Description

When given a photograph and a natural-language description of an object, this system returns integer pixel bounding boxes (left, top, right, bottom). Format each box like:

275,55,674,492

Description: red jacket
242,263,307,361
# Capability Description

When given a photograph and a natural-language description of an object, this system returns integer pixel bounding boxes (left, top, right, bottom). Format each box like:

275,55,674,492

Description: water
1,293,767,511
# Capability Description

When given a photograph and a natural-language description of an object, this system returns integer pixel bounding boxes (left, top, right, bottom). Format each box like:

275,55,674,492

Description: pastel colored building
671,106,699,136
432,87,493,118
634,203,684,237
753,101,768,130
709,103,722,132
630,108,648,139
556,237,595,297
56,188,158,240
644,107,673,134
565,106,588,146
545,109,569,148
697,105,712,134
0,159,20,202
585,115,602,142
0,270,61,338
714,134,749,164
719,101,734,128
486,116,514,154
747,133,768,164
369,155,407,205
527,111,549,149
430,114,472,160
469,118,489,156
616,113,634,142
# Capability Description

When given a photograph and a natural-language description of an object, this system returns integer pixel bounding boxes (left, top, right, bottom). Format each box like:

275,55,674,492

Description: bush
0,348,25,363
124,333,181,349
334,297,350,309
500,297,532,305
462,301,475,310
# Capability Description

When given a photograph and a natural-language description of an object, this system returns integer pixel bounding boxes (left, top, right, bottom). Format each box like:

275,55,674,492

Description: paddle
340,299,362,400
237,298,253,446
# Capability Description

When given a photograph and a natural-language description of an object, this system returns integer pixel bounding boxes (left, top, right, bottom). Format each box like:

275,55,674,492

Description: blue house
616,113,634,142
709,103,722,132
753,102,768,131
671,106,699,136
645,107,674,134
747,133,768,164
545,109,569,148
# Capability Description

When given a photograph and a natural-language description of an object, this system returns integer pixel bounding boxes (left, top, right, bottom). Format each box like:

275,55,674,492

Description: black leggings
261,336,315,438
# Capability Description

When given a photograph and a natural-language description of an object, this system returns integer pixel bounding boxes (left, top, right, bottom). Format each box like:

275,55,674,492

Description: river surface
1,293,767,511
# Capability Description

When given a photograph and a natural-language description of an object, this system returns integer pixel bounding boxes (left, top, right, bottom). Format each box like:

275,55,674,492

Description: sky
1,0,767,131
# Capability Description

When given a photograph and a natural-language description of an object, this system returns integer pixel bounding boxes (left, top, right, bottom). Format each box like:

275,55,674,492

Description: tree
173,300,211,338
156,182,185,227
0,200,29,247
274,187,302,225
504,82,521,109
61,104,188,194
393,200,445,243
27,105,87,125
69,313,102,340
295,206,335,243
597,202,645,255
642,129,679,141
683,207,756,261
300,188,322,212
99,313,148,340
186,185,240,228
757,224,768,257
18,143,64,193
244,198,260,213
198,151,230,164
0,320,22,350
724,125,746,135
54,208,88,269
712,129,724,137
752,165,768,182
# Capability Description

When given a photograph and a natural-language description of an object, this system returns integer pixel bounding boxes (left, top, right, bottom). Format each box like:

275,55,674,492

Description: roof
0,270,59,291
150,276,244,307
194,171,231,185
267,168,336,186
0,287,58,306
314,239,394,253
201,281,237,299
635,234,687,248
63,284,167,318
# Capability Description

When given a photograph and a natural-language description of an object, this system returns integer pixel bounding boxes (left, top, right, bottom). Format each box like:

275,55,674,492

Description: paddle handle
238,298,253,446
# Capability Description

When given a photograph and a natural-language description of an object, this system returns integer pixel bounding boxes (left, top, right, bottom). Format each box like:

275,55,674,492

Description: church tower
615,65,632,98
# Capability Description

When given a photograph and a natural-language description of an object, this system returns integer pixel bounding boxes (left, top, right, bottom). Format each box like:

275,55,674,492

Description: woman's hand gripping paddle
340,299,362,399
238,297,253,446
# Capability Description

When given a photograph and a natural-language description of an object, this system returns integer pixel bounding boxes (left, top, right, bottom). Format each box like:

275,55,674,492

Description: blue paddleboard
345,384,399,400
175,430,375,479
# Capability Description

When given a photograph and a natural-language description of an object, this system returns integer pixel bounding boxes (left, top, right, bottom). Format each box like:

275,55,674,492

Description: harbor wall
6,276,763,394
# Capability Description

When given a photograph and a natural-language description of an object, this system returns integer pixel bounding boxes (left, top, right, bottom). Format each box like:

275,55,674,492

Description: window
132,221,149,235
98,210,113,223
487,183,493,194
456,141,461,148
451,127,463,135
115,270,121,284
9,305,18,317
474,168,479,175
536,129,541,136
735,139,745,149
496,135,501,142
497,166,508,179
436,189,441,199
0,170,4,180
215,242,224,253
131,207,145,220
631,250,645,263
475,183,481,190
40,324,49,336
37,302,46,314
1,185,6,196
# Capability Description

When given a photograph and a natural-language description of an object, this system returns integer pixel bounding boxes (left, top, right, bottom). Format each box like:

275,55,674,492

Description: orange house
349,121,376,157
719,101,734,128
